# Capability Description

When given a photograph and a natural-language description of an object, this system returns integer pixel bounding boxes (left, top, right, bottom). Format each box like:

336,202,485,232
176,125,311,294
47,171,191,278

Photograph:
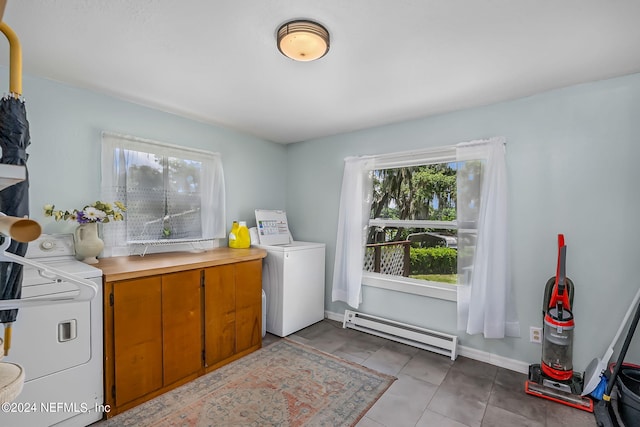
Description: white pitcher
74,222,104,264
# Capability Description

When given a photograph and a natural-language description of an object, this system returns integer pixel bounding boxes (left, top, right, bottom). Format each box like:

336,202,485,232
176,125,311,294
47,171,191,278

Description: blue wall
286,73,640,369
1,71,287,235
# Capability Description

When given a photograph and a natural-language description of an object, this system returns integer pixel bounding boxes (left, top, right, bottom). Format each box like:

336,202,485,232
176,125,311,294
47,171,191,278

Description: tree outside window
364,162,472,285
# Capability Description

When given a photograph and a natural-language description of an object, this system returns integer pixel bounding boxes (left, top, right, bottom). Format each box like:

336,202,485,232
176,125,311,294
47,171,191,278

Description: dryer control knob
40,241,54,250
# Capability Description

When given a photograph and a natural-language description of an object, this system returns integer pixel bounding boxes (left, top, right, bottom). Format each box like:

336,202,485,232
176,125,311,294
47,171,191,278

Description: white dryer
0,234,104,427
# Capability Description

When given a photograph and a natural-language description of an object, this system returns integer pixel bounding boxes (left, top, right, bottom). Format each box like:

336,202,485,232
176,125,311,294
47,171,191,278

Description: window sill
362,272,457,302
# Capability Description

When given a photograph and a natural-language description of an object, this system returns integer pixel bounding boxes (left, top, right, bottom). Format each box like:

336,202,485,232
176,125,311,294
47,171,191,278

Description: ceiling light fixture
277,20,330,62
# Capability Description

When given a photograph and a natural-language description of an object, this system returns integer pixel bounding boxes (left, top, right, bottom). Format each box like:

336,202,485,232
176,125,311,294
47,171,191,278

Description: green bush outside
410,247,457,274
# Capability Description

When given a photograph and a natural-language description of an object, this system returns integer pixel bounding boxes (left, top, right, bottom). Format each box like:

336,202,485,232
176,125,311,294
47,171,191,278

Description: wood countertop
96,247,267,282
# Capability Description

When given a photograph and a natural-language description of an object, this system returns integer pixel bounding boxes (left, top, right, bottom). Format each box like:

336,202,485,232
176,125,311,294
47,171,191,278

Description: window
333,138,518,337
365,163,460,283
101,132,226,255
357,147,481,300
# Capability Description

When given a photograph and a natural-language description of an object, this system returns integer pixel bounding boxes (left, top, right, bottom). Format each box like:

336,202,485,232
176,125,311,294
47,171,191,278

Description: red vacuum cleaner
525,234,594,412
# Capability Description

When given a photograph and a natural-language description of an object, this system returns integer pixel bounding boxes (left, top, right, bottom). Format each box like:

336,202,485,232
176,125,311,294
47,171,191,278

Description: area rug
98,338,396,427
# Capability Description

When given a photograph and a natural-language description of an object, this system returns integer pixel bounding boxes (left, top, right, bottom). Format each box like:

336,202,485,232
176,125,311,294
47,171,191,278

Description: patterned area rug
98,339,396,427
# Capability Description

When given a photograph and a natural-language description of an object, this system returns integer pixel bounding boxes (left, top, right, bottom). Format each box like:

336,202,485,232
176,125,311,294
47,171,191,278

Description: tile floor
263,319,598,427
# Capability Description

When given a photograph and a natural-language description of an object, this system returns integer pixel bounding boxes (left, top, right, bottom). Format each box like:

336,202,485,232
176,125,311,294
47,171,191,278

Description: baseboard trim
457,345,529,374
325,310,344,323
324,310,529,374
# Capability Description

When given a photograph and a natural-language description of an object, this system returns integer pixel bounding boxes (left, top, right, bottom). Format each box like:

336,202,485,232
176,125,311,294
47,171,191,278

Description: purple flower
76,212,92,224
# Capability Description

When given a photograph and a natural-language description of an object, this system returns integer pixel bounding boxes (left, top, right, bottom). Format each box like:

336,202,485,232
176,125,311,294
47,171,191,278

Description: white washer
0,234,104,427
254,241,325,337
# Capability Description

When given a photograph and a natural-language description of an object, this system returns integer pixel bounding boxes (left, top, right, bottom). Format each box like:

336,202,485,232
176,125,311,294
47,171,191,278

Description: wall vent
343,310,458,360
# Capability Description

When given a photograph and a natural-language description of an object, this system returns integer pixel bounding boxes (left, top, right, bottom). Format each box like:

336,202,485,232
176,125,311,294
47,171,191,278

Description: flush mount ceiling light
277,20,330,62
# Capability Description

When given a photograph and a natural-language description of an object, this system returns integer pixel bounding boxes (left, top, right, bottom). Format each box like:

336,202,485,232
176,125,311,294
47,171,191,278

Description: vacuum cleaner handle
555,234,565,281
558,246,566,295
557,245,567,319
549,235,571,312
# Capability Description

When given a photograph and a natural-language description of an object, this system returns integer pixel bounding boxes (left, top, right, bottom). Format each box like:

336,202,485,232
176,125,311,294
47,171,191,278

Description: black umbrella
0,21,30,356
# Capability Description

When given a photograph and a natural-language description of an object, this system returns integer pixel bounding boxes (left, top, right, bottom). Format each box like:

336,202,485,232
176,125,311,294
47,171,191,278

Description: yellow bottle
228,221,239,248
236,221,250,248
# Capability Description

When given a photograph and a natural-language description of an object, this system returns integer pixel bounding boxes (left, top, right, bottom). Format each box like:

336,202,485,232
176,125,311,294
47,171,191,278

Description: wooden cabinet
204,264,236,366
108,271,202,410
162,270,202,385
203,260,262,370
100,248,266,417
112,276,163,406
234,260,262,353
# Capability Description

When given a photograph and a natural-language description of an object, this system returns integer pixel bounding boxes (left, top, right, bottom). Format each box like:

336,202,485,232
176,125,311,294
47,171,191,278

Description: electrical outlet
530,326,542,344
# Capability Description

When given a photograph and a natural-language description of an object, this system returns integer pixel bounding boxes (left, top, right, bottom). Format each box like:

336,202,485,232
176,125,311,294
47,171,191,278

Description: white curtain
456,137,520,338
101,132,226,256
331,156,374,308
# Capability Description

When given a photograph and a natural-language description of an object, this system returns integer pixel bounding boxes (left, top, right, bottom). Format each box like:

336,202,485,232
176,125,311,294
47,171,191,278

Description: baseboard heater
343,310,458,360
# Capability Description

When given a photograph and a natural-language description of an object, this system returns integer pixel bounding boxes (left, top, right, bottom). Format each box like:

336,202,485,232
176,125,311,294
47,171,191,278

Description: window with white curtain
332,137,519,338
101,132,226,255
346,146,462,301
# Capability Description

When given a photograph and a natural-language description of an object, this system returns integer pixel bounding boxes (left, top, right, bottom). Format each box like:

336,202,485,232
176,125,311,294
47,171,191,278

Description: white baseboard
324,310,529,374
457,345,529,374
325,310,344,323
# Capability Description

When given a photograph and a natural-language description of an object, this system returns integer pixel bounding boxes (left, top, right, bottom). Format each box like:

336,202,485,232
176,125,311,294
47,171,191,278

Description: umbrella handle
0,21,22,96
0,1,6,23
2,323,11,357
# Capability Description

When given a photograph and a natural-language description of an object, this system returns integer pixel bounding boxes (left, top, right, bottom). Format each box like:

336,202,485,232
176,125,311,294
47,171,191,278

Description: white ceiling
1,1,639,144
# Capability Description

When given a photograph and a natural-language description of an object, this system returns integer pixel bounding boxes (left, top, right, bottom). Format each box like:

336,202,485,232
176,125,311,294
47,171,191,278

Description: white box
254,241,326,337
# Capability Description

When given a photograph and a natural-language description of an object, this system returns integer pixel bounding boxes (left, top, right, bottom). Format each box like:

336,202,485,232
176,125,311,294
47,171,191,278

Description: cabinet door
113,276,163,406
162,270,203,385
235,260,262,352
204,265,236,366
